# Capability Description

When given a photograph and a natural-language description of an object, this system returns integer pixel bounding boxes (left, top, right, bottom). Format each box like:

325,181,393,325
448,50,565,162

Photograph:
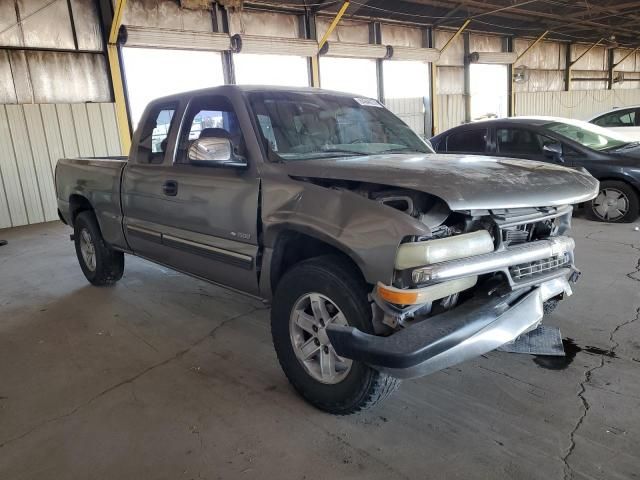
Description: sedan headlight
395,230,495,271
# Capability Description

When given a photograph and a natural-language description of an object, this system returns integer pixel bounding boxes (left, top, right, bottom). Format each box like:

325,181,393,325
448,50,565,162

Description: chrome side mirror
188,137,246,167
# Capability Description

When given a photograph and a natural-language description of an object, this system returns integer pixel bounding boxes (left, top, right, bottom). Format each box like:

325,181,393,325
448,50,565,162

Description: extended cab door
122,94,261,295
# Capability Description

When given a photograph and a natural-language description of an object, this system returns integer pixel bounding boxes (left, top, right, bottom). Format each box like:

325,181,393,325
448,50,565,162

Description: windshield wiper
376,147,416,154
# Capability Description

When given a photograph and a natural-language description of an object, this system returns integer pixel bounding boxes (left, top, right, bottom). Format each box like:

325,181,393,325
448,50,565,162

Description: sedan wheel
592,187,629,222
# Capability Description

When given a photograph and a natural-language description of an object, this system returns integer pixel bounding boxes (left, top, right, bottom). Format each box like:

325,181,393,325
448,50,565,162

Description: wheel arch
267,226,368,294
68,194,95,226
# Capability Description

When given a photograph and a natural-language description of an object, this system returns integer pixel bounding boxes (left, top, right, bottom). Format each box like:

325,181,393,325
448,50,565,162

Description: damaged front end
326,204,578,379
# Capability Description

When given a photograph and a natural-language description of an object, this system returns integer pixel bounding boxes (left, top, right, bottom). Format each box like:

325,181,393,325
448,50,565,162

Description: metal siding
436,94,465,134
56,104,80,158
23,104,57,221
100,103,123,156
5,104,45,224
386,97,425,136
71,104,95,156
0,102,119,227
87,103,108,156
514,90,640,120
0,106,28,227
40,104,66,185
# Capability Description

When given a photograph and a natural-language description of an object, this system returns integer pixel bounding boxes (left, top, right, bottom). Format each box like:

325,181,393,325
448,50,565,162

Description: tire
73,211,124,286
590,180,639,223
271,255,400,415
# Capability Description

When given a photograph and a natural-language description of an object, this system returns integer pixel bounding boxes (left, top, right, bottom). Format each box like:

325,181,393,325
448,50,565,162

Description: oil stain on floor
533,338,617,370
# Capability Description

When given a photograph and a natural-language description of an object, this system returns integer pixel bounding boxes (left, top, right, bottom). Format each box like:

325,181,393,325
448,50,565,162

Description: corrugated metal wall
514,89,640,120
436,94,465,132
0,103,122,229
385,97,427,136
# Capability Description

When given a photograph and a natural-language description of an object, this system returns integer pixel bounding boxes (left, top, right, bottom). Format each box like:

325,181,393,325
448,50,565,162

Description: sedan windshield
545,119,630,151
248,91,432,161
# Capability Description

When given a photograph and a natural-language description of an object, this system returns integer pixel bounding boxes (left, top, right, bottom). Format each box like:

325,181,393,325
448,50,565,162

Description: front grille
502,226,531,246
509,253,571,281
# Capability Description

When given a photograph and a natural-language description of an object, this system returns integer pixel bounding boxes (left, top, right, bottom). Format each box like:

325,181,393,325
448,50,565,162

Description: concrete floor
0,217,638,480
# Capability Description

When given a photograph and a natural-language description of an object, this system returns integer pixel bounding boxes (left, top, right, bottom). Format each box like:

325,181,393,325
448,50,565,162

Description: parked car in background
55,87,598,413
431,117,640,223
588,106,640,141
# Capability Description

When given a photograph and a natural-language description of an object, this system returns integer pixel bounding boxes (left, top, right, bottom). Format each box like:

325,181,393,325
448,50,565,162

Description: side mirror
543,142,564,162
188,137,247,168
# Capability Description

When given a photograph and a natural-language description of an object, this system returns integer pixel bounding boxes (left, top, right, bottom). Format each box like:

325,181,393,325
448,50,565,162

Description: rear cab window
134,103,177,164
446,129,488,153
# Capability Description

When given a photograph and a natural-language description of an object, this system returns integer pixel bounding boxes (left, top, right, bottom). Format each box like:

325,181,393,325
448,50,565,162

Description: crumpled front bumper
326,275,573,379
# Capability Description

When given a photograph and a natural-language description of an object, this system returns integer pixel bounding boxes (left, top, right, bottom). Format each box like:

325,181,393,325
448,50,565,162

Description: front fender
261,175,431,285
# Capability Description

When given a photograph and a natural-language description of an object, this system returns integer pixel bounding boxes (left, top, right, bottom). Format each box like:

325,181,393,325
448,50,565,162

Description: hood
283,153,599,210
608,147,640,164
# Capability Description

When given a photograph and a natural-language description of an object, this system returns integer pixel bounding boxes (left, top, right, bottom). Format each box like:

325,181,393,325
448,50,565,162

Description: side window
563,144,582,158
446,129,487,153
135,105,176,164
176,96,243,164
257,114,277,151
593,110,635,127
496,128,552,156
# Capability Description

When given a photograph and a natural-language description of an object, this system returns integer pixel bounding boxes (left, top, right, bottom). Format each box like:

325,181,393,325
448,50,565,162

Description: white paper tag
354,97,382,107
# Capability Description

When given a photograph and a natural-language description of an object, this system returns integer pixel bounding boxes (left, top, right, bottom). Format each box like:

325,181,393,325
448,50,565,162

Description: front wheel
271,255,400,415
590,180,639,223
74,211,124,286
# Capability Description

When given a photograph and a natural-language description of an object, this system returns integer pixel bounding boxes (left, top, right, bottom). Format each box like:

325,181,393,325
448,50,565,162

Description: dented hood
283,153,599,210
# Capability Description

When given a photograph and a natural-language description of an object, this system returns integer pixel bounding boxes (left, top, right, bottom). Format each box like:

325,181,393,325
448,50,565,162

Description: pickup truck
56,86,599,414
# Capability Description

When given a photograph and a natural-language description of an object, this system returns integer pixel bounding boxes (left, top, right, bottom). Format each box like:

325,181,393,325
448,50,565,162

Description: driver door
123,95,261,295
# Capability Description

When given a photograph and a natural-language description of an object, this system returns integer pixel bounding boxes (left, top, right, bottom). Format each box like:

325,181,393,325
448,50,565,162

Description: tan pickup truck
55,86,598,414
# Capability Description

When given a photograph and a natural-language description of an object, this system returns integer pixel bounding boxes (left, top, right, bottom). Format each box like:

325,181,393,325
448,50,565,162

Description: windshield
545,119,631,151
248,91,432,161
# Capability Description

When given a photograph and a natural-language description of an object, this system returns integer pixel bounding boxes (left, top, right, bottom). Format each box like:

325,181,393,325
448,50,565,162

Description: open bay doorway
469,63,508,122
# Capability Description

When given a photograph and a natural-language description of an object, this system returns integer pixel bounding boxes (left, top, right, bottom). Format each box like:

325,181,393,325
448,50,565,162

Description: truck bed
55,156,128,248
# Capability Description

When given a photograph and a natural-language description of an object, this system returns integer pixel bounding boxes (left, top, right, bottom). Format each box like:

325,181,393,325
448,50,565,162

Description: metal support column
463,32,471,123
107,0,130,153
370,21,384,103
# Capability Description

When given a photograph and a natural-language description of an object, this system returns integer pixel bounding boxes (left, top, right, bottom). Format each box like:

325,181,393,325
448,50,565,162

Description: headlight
395,230,494,271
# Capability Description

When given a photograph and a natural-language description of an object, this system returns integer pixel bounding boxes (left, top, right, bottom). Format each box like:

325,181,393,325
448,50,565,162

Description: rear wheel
74,211,124,286
590,180,639,223
271,255,400,414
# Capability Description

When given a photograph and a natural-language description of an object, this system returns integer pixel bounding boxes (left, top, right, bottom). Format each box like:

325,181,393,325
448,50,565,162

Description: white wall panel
386,97,426,136
436,94,465,134
0,103,121,229
5,105,45,225
0,106,28,227
514,90,640,120
23,104,57,221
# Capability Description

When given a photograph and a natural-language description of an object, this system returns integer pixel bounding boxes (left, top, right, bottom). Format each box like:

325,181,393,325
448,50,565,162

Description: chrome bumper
326,275,572,379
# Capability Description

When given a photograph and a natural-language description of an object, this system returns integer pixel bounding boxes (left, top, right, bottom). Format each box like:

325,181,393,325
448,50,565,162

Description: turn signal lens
377,284,419,305
377,276,477,306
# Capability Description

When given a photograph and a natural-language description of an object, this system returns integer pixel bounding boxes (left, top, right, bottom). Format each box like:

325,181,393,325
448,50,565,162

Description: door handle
162,180,178,196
